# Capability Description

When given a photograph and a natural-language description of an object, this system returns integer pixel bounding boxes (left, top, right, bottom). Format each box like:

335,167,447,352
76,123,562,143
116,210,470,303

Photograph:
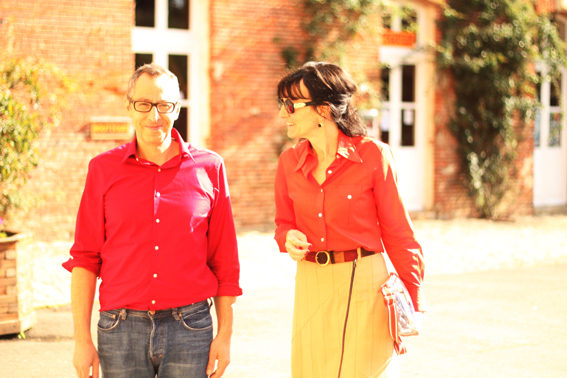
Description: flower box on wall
0,232,36,335
382,30,416,48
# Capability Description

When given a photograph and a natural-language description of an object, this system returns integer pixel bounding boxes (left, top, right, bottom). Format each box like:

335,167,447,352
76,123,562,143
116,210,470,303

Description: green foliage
0,57,71,223
437,0,565,218
278,0,381,68
302,0,380,61
281,46,301,70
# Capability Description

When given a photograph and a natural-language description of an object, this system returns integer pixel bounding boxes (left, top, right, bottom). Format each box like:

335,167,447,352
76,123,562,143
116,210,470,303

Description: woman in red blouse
274,62,424,377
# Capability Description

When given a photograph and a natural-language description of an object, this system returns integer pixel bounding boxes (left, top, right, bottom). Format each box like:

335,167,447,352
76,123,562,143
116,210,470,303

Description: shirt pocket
327,184,377,227
325,184,359,226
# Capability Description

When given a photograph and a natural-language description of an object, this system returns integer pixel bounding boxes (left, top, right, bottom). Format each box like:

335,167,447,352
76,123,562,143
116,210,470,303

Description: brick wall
0,1,133,240
432,73,477,218
432,50,535,219
1,0,543,241
0,234,34,334
209,1,381,230
209,0,306,230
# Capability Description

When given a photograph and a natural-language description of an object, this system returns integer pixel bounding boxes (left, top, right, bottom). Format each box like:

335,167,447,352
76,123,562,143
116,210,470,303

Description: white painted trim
376,1,437,211
533,64,567,206
132,0,209,147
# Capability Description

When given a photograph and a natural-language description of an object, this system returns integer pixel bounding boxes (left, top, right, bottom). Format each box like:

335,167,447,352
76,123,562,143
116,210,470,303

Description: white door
534,66,567,206
375,58,424,211
132,0,209,146
365,3,431,211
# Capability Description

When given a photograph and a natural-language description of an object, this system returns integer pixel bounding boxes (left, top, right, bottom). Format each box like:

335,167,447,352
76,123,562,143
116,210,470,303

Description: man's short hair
127,63,180,99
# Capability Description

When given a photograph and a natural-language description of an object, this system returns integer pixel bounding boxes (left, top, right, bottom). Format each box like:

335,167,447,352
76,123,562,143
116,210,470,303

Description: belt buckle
315,251,330,266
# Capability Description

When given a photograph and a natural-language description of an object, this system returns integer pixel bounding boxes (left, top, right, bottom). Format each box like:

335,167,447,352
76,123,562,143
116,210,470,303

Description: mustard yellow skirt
292,253,394,378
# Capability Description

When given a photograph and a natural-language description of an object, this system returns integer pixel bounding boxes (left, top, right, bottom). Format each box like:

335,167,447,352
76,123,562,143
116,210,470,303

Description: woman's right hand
285,229,311,262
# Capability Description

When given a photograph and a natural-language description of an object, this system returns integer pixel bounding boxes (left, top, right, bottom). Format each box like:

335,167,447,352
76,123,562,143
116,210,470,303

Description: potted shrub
0,56,69,335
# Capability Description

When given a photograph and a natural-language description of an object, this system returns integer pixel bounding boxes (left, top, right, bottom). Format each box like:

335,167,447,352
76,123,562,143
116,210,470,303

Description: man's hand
285,229,311,261
207,296,235,377
206,332,231,377
73,340,99,378
71,267,98,378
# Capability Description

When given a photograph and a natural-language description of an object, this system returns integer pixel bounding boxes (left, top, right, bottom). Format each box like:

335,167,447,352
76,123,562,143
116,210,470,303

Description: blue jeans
97,300,213,378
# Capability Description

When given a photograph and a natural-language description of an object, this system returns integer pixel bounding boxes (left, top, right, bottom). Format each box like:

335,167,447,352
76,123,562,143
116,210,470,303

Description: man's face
128,73,180,149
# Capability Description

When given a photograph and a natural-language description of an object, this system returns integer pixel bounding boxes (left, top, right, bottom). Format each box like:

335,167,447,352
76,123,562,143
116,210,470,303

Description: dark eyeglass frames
278,98,318,114
128,97,178,114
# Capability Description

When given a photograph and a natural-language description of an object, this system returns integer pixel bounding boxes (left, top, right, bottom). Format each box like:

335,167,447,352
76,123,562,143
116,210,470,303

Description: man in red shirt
63,64,241,378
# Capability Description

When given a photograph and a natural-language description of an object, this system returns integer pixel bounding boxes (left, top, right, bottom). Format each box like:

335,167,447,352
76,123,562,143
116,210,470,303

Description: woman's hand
285,229,311,262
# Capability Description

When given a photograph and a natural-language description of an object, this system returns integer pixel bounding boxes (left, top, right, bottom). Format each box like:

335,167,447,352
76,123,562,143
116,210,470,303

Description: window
168,54,188,99
135,0,155,27
402,65,415,102
133,0,206,145
379,66,391,143
401,6,417,33
135,53,153,69
169,0,189,29
549,74,562,147
535,70,563,148
401,65,415,146
376,64,416,147
168,54,189,141
381,4,418,34
380,66,390,101
175,108,189,141
549,112,562,147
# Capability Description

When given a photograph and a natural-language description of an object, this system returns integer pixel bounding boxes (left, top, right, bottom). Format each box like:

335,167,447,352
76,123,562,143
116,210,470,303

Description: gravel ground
22,214,567,309
4,214,567,377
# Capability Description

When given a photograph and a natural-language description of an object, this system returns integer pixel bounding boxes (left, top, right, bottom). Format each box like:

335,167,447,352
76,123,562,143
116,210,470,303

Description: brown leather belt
304,247,378,266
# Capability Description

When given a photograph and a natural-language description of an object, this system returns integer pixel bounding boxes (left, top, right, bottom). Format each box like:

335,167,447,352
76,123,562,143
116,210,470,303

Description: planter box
0,232,36,335
381,30,416,47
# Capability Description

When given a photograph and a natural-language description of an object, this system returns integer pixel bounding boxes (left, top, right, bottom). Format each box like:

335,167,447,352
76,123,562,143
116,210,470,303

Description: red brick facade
209,0,305,229
0,1,133,239
0,1,560,241
209,1,381,229
431,4,540,219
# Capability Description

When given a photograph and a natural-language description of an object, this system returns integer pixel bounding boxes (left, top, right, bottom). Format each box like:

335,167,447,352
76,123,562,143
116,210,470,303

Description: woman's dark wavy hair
277,61,367,137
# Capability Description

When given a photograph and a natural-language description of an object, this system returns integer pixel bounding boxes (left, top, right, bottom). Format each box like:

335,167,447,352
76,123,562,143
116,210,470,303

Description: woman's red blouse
274,133,425,311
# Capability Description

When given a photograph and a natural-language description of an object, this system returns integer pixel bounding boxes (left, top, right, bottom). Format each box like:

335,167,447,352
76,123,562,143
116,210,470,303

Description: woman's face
279,81,321,140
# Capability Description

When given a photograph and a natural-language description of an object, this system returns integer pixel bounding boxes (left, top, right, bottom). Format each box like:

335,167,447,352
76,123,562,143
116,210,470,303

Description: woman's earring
318,122,323,128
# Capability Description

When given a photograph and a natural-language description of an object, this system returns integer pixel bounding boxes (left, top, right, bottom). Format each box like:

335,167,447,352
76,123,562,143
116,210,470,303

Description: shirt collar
122,128,194,163
336,132,363,163
293,132,363,176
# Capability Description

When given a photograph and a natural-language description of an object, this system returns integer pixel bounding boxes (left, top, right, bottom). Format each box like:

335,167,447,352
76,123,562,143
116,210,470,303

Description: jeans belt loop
357,247,362,260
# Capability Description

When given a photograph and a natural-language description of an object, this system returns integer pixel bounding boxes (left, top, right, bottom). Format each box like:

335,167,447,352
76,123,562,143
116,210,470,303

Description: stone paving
20,214,567,308
1,214,566,377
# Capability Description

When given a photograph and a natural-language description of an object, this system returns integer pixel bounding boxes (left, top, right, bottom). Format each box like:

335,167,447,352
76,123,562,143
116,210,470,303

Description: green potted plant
0,56,70,335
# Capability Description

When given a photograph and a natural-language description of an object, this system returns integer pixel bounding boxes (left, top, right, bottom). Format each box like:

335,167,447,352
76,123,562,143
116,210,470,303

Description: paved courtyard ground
1,214,566,377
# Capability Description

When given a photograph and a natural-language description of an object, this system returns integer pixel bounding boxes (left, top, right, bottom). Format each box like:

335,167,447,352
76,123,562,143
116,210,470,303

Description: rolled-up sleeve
373,144,425,312
274,154,295,252
62,159,104,276
206,159,242,297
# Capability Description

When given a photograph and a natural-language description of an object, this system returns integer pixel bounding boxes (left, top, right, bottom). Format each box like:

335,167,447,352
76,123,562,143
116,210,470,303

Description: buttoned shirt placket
134,156,170,311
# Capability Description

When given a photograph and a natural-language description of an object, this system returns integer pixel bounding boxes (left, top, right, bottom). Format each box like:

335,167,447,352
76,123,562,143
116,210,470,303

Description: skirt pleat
291,253,394,378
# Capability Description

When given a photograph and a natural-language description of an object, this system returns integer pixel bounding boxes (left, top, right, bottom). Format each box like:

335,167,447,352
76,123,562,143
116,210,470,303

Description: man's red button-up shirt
274,133,424,311
63,129,242,311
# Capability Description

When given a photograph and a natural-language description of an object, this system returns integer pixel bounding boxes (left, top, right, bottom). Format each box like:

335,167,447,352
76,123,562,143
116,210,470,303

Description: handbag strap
382,285,407,355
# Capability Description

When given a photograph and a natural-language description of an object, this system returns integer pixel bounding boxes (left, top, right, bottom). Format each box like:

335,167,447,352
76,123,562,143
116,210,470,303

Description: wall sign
90,117,133,141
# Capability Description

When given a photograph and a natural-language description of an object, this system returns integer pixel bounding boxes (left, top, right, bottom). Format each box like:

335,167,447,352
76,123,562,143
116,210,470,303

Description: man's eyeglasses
128,97,178,114
278,98,318,114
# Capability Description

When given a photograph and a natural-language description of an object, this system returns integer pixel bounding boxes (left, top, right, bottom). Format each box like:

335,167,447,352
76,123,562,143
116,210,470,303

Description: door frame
132,0,210,146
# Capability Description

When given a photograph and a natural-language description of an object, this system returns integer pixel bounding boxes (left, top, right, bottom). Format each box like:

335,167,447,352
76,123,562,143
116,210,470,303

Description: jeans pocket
179,307,213,332
97,311,121,332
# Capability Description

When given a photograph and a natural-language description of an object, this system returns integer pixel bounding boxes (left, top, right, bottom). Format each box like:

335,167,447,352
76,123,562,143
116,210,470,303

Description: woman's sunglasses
278,98,318,114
